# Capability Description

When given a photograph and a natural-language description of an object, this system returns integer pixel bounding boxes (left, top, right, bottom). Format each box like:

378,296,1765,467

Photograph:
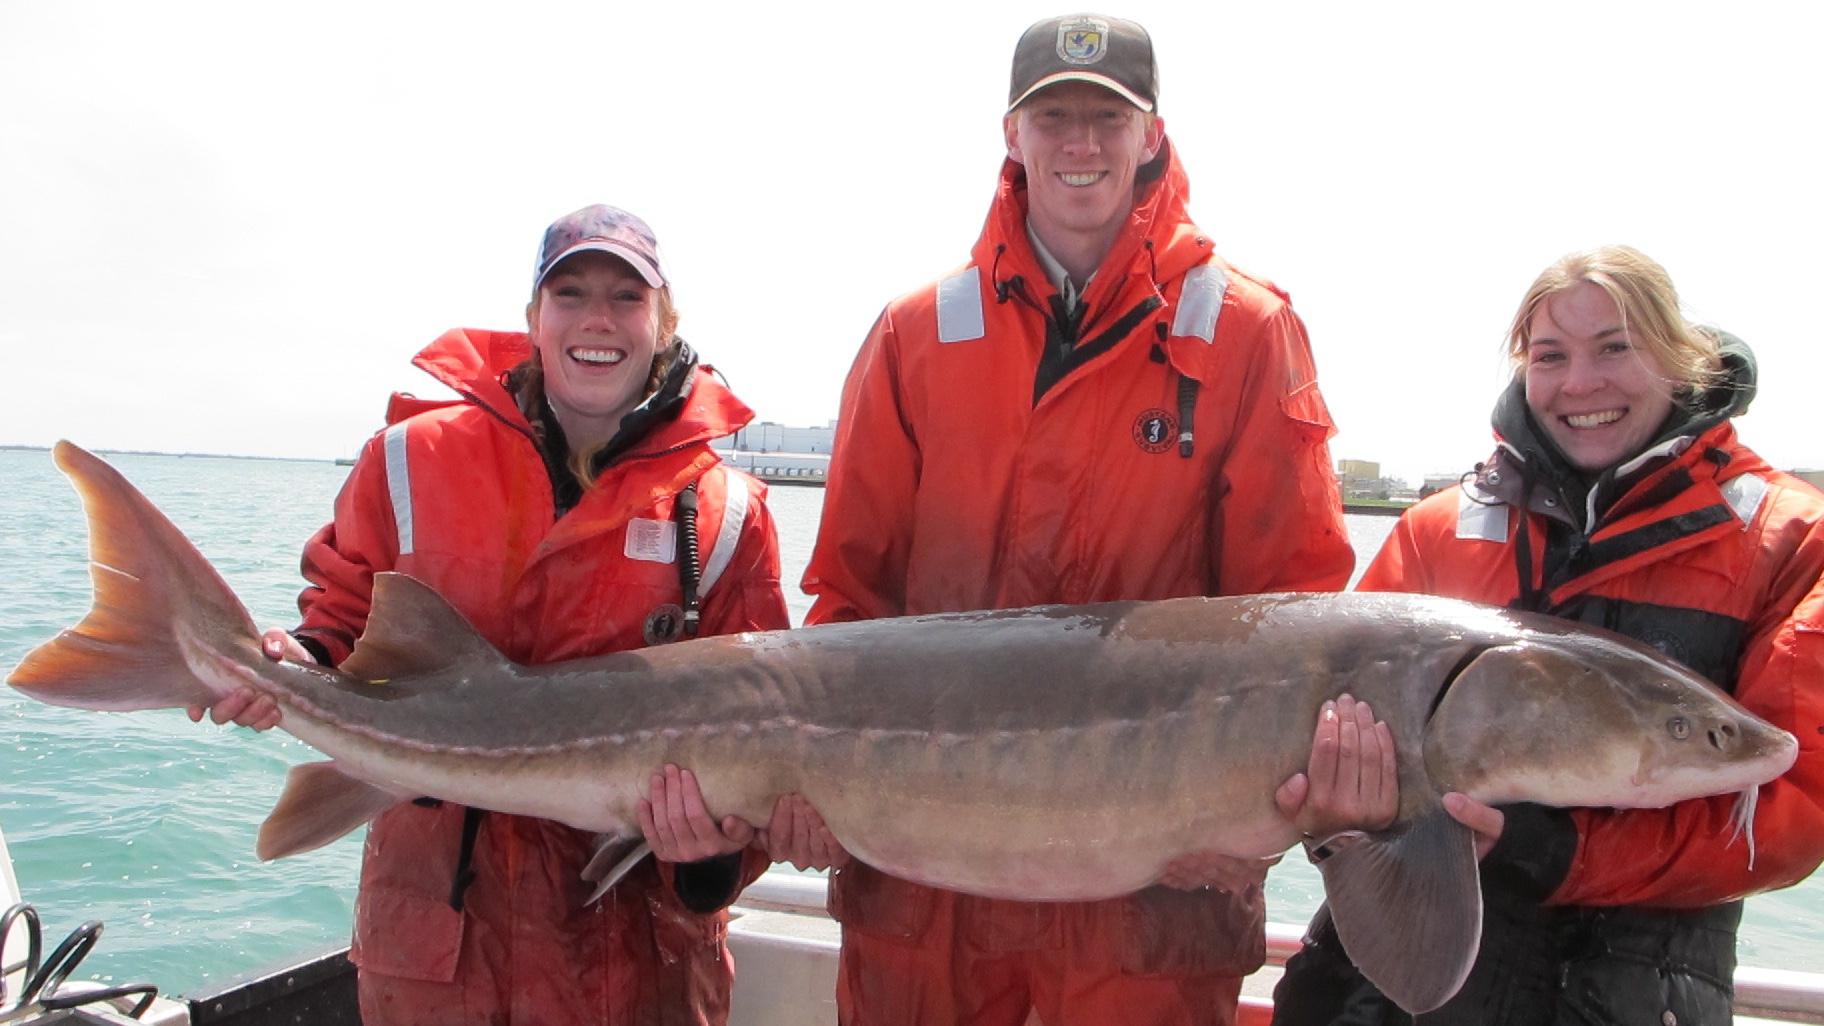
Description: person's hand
1275,694,1399,839
260,627,317,665
1158,850,1280,892
1442,791,1504,860
757,793,851,871
183,625,300,730
639,764,755,863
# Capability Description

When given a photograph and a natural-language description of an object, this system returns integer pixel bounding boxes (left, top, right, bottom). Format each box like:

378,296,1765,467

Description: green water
1,449,1818,997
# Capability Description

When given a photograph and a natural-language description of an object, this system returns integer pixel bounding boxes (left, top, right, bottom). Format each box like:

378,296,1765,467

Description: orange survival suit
1275,341,1824,1025
803,141,1354,1026
294,328,788,1026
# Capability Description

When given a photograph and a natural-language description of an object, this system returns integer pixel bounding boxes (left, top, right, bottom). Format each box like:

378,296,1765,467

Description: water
0,450,1817,995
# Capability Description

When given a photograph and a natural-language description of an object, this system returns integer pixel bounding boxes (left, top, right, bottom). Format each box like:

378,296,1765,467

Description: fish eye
1668,716,1690,740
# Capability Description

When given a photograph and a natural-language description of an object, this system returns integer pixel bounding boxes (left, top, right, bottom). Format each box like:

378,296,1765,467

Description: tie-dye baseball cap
533,204,667,292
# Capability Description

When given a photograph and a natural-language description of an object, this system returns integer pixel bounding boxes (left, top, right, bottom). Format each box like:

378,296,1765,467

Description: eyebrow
1530,325,1628,346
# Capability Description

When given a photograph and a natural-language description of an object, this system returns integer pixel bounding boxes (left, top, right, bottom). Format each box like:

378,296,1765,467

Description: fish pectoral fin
581,836,652,905
1317,804,1482,1015
339,572,517,684
257,760,406,860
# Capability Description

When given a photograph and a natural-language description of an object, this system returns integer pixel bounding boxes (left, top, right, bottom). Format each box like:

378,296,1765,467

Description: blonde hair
1505,245,1722,391
520,284,683,489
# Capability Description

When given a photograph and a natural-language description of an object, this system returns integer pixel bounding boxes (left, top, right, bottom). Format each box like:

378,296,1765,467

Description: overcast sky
3,0,1820,485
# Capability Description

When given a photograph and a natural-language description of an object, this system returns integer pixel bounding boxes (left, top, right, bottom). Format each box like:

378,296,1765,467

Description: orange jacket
805,144,1350,620
297,328,789,1025
1362,422,1824,908
804,142,1352,974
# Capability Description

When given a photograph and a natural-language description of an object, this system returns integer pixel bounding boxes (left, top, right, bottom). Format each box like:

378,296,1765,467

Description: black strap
448,806,485,911
675,480,702,639
1176,373,1200,458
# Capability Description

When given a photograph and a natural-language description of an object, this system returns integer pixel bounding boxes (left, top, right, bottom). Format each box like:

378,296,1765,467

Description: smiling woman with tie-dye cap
191,203,799,1025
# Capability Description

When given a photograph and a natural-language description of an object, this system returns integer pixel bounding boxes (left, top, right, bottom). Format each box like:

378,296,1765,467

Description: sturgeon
7,442,1800,1012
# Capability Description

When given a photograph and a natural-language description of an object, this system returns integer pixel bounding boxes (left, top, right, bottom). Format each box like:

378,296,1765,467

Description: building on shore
715,420,835,486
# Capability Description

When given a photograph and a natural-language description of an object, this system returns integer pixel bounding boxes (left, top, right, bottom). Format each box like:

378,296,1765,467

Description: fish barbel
7,442,1799,1012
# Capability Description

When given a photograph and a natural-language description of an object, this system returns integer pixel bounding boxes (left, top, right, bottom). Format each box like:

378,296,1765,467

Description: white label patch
624,518,677,563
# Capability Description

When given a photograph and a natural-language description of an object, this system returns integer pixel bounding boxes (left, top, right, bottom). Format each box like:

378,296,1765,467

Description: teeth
1565,410,1623,429
571,349,624,365
1059,172,1105,187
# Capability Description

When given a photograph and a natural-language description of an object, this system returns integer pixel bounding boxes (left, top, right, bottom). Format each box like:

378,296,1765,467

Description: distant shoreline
0,444,339,465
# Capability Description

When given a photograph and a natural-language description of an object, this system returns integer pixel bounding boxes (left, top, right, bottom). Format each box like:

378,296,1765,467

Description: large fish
7,442,1799,1012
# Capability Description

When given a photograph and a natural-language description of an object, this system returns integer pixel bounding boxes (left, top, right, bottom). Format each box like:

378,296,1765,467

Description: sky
2,0,1821,486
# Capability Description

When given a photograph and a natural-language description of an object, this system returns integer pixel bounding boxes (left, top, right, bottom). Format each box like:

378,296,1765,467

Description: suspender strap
448,805,485,911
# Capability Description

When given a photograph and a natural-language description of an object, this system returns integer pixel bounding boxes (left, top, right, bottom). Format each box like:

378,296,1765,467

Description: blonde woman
1274,245,1824,1025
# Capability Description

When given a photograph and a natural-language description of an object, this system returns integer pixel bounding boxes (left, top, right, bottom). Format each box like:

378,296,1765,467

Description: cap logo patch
1133,409,1176,454
1056,18,1109,65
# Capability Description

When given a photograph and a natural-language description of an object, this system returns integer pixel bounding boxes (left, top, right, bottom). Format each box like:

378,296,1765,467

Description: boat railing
732,870,1824,1026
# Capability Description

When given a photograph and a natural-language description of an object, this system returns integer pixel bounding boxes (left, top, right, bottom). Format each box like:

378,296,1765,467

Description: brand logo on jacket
1056,18,1108,64
644,603,685,646
1133,409,1176,454
1638,626,1692,668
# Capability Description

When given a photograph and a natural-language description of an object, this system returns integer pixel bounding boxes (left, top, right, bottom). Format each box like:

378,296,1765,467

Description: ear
525,298,539,332
1003,112,1026,165
1141,113,1166,163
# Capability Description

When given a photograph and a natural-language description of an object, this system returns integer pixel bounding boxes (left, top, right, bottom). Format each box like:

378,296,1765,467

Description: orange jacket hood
398,326,756,455
975,138,1212,311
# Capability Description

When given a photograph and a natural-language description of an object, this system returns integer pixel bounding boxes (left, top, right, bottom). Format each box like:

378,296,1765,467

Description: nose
1559,354,1604,396
1707,721,1738,753
580,297,618,326
1060,114,1101,155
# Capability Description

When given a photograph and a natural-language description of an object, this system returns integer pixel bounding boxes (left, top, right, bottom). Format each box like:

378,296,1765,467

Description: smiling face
1523,281,1677,473
526,250,663,447
1004,81,1164,269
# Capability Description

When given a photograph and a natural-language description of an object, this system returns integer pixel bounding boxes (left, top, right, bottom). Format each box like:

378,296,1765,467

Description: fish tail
7,442,259,712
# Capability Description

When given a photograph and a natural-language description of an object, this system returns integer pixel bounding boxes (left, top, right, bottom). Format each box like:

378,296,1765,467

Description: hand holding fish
1160,694,1397,891
183,627,301,731
1442,791,1505,859
758,793,850,872
1274,694,1398,839
640,764,755,862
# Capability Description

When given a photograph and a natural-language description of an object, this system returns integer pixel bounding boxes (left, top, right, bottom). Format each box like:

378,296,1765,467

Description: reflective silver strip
382,423,415,556
1170,262,1229,343
699,467,748,597
1722,474,1769,529
1456,481,1509,542
936,267,985,344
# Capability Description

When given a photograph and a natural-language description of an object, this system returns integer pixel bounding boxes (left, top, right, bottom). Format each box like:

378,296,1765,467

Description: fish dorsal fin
1318,803,1482,1014
341,572,512,683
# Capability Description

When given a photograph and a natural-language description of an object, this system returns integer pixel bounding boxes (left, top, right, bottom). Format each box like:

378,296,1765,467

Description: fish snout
1700,710,1800,781
1757,726,1801,776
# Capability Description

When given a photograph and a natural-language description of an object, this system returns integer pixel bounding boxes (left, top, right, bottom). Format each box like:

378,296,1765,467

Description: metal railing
735,871,1824,1024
